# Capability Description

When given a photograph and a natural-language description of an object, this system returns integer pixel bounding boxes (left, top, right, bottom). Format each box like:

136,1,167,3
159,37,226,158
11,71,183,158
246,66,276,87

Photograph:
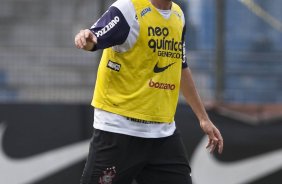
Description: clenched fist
74,29,97,51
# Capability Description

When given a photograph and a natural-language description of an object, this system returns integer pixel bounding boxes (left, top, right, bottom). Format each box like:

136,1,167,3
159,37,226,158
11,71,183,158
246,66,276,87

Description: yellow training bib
92,0,185,123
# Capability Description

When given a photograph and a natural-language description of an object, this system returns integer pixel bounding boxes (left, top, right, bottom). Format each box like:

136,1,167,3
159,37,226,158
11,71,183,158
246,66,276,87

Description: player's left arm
180,68,223,154
180,21,223,154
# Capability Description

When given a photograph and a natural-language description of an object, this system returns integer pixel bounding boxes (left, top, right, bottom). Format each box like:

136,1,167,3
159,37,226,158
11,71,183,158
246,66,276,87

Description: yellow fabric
92,0,184,123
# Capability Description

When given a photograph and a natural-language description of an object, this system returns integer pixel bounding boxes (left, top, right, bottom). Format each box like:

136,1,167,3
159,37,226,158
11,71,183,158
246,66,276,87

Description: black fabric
90,6,130,51
80,129,192,184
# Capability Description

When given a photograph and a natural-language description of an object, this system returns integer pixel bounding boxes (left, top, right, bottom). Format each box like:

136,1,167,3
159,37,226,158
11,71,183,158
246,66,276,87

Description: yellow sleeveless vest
92,0,185,123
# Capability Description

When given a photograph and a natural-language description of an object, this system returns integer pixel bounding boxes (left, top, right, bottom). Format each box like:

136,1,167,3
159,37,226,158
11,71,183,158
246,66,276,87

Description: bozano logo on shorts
149,79,175,90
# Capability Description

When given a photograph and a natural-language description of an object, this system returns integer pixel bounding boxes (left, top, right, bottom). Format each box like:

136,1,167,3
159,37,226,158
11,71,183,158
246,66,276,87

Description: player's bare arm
74,29,97,51
180,67,224,154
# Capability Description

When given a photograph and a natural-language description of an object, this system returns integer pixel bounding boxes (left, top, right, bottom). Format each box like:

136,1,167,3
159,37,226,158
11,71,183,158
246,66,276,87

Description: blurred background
0,0,281,184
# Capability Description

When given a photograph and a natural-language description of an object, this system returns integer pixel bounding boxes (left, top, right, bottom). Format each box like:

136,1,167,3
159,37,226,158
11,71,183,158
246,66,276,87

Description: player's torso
93,0,184,122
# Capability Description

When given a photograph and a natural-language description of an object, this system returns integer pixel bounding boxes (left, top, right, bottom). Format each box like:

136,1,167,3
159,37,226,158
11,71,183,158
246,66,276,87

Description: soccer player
75,0,223,183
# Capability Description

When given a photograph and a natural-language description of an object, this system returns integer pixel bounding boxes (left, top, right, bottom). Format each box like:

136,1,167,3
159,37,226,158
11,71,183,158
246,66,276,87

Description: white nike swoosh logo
191,136,282,184
0,123,90,184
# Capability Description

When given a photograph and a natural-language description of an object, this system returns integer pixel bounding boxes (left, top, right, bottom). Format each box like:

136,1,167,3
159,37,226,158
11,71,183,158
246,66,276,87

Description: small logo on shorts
99,166,116,184
107,60,121,72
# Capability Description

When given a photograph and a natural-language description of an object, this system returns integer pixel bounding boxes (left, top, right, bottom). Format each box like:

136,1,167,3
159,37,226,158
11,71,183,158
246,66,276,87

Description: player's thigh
80,129,145,184
136,163,192,184
136,130,192,184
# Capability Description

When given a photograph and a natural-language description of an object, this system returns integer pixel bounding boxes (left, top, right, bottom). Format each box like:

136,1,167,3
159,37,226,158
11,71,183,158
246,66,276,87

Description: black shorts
80,129,192,184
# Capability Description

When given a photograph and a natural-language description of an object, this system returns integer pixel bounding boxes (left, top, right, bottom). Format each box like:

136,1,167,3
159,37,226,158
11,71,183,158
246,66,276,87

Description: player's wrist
84,42,95,51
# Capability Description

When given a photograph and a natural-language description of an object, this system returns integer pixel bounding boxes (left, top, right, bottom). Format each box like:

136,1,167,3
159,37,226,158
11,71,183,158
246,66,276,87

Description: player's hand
200,119,223,154
74,29,97,50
